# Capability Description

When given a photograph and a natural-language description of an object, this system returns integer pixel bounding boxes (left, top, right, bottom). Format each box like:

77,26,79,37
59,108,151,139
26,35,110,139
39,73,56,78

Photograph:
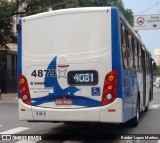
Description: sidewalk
0,93,18,100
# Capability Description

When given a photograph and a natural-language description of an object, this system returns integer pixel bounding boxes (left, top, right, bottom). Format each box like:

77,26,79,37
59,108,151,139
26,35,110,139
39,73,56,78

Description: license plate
55,98,72,105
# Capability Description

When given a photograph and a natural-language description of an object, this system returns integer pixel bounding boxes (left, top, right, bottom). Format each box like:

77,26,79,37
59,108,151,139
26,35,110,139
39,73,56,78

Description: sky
123,0,160,55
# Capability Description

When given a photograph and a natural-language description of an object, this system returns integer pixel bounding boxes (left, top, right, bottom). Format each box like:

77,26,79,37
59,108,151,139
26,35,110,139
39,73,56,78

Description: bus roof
21,7,111,22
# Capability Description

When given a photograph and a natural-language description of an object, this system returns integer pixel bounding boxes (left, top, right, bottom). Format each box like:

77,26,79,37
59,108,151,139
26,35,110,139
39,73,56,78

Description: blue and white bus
17,7,154,127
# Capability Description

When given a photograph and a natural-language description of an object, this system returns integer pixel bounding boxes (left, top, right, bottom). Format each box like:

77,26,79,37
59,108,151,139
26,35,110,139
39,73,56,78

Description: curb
0,93,18,100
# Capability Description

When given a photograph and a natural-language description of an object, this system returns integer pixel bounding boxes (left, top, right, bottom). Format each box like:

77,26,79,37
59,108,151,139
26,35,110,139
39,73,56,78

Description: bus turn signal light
18,74,31,105
108,75,115,82
101,69,118,106
20,78,26,85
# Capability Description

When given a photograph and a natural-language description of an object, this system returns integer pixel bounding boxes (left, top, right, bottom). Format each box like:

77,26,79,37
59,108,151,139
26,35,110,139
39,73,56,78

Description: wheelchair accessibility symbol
91,87,100,96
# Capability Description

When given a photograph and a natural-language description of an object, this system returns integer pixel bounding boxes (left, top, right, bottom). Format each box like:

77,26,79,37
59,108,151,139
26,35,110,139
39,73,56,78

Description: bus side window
132,37,136,70
149,55,151,75
134,40,139,71
149,58,151,74
128,34,133,69
136,42,139,71
138,44,142,72
146,52,150,75
121,25,129,69
146,52,148,74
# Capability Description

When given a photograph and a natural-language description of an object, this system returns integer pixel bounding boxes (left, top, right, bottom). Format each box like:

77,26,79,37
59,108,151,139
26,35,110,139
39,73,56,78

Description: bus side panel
112,8,136,123
111,8,124,122
132,72,141,119
123,70,140,122
123,70,133,122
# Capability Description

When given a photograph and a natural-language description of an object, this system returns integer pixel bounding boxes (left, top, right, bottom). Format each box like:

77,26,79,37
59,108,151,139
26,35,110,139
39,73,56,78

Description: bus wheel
127,97,140,127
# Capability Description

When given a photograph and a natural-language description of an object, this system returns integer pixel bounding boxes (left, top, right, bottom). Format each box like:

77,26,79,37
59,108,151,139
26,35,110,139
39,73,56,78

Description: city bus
17,7,154,127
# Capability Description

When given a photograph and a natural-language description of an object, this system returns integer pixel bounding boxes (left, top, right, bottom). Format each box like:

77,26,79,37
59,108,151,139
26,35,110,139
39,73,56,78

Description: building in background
0,0,18,93
153,48,160,66
0,44,17,93
0,0,52,93
0,0,19,93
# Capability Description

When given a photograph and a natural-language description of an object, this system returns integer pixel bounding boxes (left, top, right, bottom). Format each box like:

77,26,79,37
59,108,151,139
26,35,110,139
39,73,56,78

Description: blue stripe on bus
18,19,22,74
111,7,123,99
31,57,101,107
32,96,101,107
17,19,22,98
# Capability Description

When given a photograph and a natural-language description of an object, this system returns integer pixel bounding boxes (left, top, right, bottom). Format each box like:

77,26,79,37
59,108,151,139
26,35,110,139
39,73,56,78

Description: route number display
68,70,98,85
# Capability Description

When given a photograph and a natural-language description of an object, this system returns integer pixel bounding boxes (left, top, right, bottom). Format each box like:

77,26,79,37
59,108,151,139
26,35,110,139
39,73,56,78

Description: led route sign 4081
73,73,94,83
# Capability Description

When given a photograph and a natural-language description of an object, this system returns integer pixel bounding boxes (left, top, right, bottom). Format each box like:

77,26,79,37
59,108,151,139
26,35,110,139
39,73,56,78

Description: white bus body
17,7,153,126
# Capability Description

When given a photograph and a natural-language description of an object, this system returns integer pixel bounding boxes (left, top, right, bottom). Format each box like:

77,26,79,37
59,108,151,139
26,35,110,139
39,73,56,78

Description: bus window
121,25,129,68
134,40,138,70
138,44,142,72
132,37,136,69
128,35,133,69
146,52,150,75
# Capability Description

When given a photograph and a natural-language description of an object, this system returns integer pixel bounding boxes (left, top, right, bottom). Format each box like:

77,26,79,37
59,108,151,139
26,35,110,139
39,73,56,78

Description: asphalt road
0,88,160,143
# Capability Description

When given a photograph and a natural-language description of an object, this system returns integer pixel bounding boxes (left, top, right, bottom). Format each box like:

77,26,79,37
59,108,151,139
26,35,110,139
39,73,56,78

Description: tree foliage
0,0,134,69
154,65,160,76
0,0,134,50
0,1,16,50
78,0,134,25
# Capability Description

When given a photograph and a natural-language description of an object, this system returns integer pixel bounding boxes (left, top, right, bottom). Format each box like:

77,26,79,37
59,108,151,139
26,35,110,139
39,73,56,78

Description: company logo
30,82,47,85
58,69,67,78
2,135,11,140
